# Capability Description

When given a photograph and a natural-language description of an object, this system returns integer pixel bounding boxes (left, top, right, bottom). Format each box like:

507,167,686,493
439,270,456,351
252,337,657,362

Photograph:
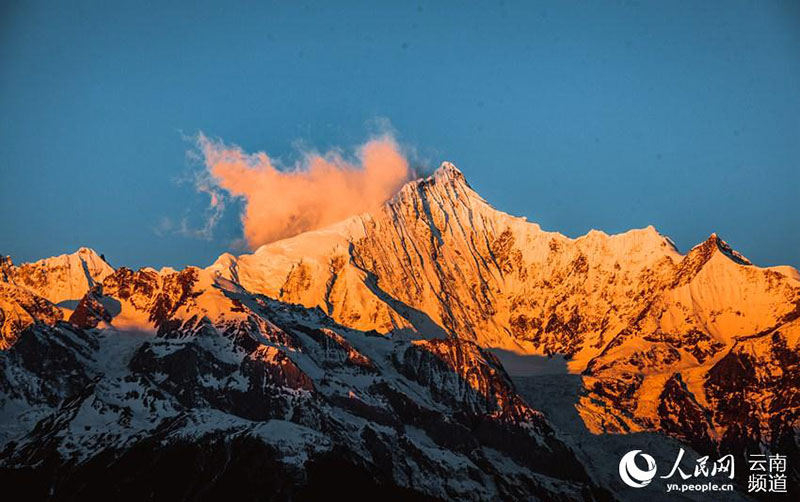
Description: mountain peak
76,246,99,257
710,234,752,265
435,160,463,176
0,247,116,305
689,233,752,266
431,161,470,187
53,247,112,270
390,161,481,207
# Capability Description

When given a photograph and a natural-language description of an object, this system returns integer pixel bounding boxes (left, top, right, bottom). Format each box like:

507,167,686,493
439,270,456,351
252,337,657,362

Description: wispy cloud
184,131,413,249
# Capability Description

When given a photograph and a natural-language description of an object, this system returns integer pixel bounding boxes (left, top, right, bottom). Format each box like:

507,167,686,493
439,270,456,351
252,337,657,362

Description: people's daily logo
618,450,657,488
617,448,788,494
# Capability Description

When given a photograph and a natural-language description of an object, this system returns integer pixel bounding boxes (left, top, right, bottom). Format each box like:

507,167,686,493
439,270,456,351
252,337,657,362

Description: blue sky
1,0,798,269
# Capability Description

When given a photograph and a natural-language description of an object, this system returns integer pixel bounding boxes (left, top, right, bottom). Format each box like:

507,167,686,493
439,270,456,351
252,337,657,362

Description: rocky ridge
2,162,799,498
0,250,603,501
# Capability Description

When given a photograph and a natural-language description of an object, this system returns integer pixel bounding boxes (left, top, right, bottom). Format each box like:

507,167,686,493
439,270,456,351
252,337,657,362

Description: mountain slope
0,248,114,348
209,163,798,365
207,162,800,478
0,262,605,501
1,247,113,306
2,162,799,497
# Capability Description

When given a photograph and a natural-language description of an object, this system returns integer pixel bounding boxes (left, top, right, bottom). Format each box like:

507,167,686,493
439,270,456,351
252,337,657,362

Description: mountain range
1,163,798,501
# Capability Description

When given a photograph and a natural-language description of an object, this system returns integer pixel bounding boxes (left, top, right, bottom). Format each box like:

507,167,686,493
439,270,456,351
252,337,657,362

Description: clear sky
1,0,798,269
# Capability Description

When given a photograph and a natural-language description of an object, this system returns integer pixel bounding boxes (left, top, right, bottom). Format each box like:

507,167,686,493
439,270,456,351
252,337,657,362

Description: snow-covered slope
0,265,601,501
0,282,63,349
2,162,798,498
0,248,114,348
1,247,113,310
207,162,800,483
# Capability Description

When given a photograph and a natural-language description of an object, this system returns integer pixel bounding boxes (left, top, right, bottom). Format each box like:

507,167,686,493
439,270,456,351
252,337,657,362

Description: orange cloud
197,134,411,249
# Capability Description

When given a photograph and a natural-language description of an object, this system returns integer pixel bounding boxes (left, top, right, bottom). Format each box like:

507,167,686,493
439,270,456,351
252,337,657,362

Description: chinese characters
748,454,787,494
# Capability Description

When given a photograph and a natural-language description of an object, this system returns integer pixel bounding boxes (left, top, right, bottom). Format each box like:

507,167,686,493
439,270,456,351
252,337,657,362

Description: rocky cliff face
204,163,800,486
0,255,603,501
0,282,63,349
0,247,113,305
2,162,799,498
0,248,113,348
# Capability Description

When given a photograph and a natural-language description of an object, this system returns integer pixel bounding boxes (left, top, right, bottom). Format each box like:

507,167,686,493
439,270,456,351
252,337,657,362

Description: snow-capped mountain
207,163,800,461
1,246,114,306
1,162,799,499
0,248,113,348
0,249,603,500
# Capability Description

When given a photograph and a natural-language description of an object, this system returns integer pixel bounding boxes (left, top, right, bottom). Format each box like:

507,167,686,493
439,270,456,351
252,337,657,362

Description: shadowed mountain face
1,163,799,499
0,256,604,501
205,164,800,467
